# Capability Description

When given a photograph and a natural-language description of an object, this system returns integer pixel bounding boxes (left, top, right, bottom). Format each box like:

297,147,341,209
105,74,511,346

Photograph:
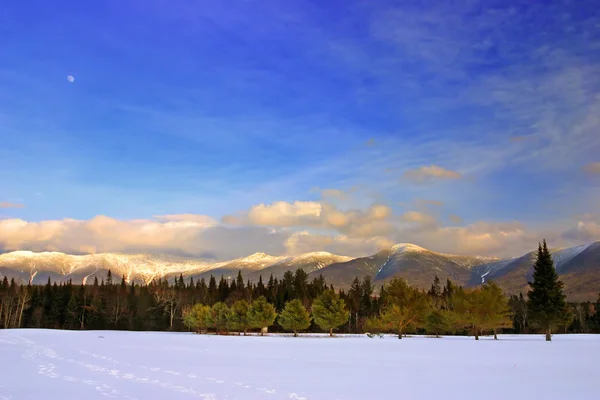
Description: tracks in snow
7,333,309,400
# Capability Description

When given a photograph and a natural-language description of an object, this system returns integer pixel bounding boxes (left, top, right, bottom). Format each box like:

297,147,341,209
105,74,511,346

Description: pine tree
226,300,250,335
207,276,218,305
247,296,277,335
311,290,349,336
236,271,245,293
380,278,430,339
527,240,567,341
266,275,276,303
425,309,449,338
278,299,311,337
183,303,211,333
428,275,442,309
481,282,512,339
205,302,230,334
348,277,362,333
66,291,82,330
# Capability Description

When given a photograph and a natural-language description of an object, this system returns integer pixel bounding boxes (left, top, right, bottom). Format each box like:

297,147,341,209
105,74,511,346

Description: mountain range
1,241,598,301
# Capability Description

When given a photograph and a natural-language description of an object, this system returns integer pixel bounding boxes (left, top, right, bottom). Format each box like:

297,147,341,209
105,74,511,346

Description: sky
1,0,600,260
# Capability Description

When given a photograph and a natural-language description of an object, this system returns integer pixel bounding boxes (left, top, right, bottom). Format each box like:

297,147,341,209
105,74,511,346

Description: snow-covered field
1,330,598,400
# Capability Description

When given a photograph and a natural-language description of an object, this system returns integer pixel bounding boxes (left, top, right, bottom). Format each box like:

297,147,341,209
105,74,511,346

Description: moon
67,75,75,83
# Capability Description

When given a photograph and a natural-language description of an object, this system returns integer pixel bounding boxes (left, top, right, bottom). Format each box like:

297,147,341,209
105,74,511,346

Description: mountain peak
390,243,428,253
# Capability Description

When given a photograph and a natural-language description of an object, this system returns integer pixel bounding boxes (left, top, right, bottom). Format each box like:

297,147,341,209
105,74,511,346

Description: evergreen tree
481,282,512,339
278,299,311,337
425,309,449,338
281,271,295,302
293,269,309,304
66,291,81,329
509,293,529,333
428,275,443,309
311,290,349,336
247,296,277,335
255,276,266,298
207,276,218,305
236,271,245,293
205,302,230,334
379,278,429,339
527,240,567,341
227,300,251,335
217,276,229,302
183,303,211,333
360,277,374,317
347,277,362,333
266,275,276,303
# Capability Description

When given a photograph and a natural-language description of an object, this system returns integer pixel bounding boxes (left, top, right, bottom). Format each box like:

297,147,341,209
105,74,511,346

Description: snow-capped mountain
468,241,600,301
177,251,353,282
371,243,482,288
0,250,352,285
0,251,216,285
1,241,598,300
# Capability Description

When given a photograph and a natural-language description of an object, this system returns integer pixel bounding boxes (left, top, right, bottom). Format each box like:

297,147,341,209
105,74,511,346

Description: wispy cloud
0,202,24,209
402,165,463,184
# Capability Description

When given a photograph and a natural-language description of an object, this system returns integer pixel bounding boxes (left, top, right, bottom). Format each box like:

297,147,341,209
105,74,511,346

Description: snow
474,257,518,281
0,250,352,285
1,330,598,400
552,243,591,271
480,270,490,283
390,243,427,253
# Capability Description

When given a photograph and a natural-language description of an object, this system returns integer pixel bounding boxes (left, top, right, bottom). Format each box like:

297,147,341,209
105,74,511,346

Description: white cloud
0,209,598,260
561,215,600,243
0,215,283,260
223,200,396,239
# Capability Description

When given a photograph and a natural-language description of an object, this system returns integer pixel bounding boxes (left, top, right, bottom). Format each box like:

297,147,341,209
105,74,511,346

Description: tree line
1,240,598,339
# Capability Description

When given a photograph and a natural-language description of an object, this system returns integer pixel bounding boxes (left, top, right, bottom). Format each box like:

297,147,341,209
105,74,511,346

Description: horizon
2,0,600,259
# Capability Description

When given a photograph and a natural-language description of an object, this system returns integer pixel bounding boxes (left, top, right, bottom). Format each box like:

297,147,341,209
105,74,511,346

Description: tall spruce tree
527,240,567,341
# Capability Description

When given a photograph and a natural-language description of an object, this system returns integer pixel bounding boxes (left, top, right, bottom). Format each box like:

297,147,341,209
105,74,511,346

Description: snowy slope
0,250,353,285
0,251,218,285
1,330,599,400
373,243,476,286
551,243,593,272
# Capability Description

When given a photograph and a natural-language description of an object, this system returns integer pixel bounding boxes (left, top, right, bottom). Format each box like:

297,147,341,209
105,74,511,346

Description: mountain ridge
1,241,598,300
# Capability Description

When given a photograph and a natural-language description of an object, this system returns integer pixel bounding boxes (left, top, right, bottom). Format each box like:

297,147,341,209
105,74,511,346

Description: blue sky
1,0,600,258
